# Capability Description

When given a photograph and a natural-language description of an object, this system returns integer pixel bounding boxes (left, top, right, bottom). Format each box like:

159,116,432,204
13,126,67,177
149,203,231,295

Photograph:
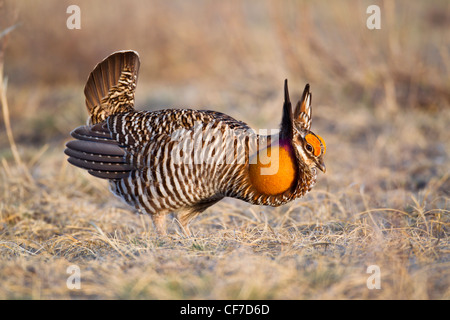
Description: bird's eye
306,144,313,153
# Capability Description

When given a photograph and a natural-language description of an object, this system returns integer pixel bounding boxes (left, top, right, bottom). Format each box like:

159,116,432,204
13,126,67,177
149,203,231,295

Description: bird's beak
316,158,326,173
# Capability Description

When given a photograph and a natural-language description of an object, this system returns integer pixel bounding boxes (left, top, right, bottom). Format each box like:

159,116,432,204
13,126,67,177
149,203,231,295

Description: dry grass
0,0,449,299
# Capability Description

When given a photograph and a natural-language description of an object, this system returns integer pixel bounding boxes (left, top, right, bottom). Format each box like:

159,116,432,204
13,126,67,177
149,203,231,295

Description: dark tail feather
64,123,133,180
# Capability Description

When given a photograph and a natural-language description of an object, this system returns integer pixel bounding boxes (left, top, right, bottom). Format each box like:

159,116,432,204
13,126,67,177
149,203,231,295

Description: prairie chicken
65,50,326,235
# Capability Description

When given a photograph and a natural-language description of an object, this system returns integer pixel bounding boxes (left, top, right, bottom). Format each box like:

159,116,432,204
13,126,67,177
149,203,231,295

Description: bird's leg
151,212,168,236
177,210,195,237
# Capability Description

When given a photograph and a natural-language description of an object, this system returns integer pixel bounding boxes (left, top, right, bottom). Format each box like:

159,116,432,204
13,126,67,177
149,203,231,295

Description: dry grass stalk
0,24,33,184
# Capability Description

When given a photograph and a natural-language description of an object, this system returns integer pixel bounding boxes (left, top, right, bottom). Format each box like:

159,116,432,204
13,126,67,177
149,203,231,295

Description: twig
0,23,19,40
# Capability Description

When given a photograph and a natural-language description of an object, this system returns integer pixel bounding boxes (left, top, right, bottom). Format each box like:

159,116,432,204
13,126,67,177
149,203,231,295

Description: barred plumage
65,51,326,235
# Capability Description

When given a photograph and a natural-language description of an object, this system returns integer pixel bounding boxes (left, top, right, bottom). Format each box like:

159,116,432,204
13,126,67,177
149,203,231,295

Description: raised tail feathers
84,50,140,125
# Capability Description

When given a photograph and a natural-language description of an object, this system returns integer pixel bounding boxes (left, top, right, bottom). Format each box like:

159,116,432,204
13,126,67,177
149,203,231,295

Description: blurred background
0,0,449,208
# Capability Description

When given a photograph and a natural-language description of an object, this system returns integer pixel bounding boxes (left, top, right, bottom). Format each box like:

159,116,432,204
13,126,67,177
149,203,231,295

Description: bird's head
248,80,326,197
280,80,326,175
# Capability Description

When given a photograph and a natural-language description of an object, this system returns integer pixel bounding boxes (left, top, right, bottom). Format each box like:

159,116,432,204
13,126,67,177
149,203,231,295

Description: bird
64,50,326,235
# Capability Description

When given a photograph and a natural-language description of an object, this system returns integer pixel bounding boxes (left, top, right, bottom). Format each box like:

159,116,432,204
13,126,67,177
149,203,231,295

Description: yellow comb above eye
305,133,326,156
317,135,326,154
